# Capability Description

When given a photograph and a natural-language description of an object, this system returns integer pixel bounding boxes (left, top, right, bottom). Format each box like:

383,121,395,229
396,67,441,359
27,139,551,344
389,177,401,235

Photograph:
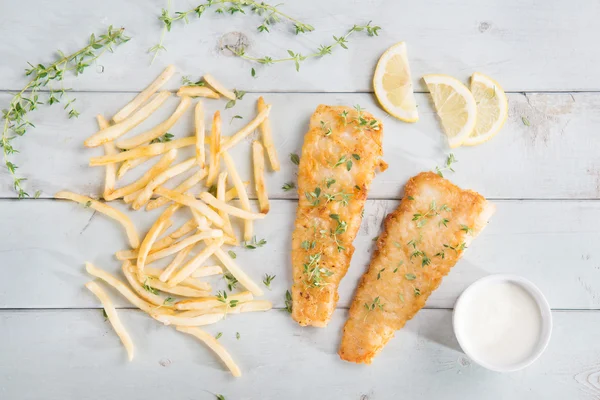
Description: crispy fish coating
291,105,386,327
339,172,495,363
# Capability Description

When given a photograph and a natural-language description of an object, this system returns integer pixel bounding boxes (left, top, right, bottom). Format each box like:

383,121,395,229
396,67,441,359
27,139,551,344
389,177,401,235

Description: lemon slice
463,72,508,146
423,74,477,148
373,42,418,122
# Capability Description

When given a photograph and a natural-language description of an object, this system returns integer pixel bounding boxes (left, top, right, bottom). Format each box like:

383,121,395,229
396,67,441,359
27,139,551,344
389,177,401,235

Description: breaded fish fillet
291,105,386,327
339,172,495,363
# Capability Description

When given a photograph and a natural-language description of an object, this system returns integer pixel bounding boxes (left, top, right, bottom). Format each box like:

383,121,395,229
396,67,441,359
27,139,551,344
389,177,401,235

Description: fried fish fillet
339,172,495,363
291,105,386,327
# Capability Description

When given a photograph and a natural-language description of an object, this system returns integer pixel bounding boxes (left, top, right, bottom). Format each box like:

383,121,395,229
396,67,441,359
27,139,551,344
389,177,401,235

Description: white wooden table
2,1,600,399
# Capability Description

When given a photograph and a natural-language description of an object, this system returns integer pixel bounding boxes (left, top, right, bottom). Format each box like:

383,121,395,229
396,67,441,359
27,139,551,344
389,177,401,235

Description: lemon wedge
423,74,477,148
463,72,508,146
373,42,418,122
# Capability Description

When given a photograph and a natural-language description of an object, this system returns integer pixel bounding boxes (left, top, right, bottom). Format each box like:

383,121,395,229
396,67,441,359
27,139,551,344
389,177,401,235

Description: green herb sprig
2,26,130,198
228,22,381,72
150,0,313,63
435,153,457,178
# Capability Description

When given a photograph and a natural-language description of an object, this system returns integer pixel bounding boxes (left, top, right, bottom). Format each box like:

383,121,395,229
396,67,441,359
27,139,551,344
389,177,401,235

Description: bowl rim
452,274,553,372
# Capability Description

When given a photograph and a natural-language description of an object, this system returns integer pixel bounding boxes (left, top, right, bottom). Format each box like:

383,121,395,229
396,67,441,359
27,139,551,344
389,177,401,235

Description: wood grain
2,199,600,310
0,0,599,92
1,92,599,199
1,309,599,400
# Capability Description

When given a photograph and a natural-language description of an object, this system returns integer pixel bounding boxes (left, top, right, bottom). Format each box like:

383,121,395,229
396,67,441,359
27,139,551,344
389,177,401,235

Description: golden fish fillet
339,172,495,363
291,105,386,327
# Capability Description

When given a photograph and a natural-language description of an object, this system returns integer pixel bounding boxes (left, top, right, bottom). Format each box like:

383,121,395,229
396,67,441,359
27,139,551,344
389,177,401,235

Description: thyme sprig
2,26,130,198
435,153,457,178
150,0,313,63
228,22,381,72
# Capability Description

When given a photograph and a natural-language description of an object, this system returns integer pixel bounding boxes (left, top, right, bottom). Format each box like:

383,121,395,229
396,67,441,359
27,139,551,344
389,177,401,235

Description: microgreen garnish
143,279,159,295
377,268,385,280
230,115,243,124
305,186,321,206
236,332,241,340
407,196,415,200
399,293,405,303
181,76,205,86
303,253,332,289
163,297,175,306
414,287,421,296
149,132,174,144
363,296,384,320
325,178,336,188
215,332,223,339
228,22,380,72
301,240,316,250
102,309,109,321
522,116,530,126
223,272,238,291
282,181,296,191
404,273,416,281
412,200,451,228
225,89,246,109
460,225,473,235
2,26,130,197
284,290,292,313
320,120,332,136
216,395,226,400
243,236,267,249
290,153,300,165
435,153,457,178
373,236,379,242
217,290,239,308
263,273,276,288
330,214,348,252
84,200,92,208
227,250,237,259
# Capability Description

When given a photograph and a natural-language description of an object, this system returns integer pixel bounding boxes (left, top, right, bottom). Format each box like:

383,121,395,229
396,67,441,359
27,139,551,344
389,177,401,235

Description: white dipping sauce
455,281,542,367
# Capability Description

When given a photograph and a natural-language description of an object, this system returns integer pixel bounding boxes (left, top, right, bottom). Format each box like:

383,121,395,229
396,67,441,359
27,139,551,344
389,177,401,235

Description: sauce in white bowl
453,275,552,372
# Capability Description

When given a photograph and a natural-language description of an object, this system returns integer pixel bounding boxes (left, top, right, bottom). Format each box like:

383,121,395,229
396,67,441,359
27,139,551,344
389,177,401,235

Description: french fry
117,156,151,180
257,96,280,171
154,187,224,228
96,115,118,199
214,248,264,296
145,277,210,298
137,204,180,277
225,181,249,202
122,260,166,306
55,191,139,248
222,151,253,241
116,96,192,150
159,313,224,327
123,189,142,204
206,111,221,186
132,157,197,210
199,192,266,220
192,265,223,278
167,238,225,287
178,300,271,317
191,210,210,230
113,65,176,123
175,291,254,311
159,244,194,282
220,104,272,153
84,262,170,316
114,218,197,261
252,141,270,213
84,91,171,147
146,230,223,264
90,137,195,166
146,169,208,211
177,86,220,99
202,74,235,100
85,281,135,361
176,326,242,377
144,265,210,291
216,172,237,244
105,149,176,201
194,101,206,169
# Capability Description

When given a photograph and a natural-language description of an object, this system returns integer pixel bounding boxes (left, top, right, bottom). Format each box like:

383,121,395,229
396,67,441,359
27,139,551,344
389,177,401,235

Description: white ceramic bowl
452,274,552,372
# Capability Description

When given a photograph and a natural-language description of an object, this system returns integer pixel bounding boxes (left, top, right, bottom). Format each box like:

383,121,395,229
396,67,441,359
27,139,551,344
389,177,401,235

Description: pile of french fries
55,65,281,377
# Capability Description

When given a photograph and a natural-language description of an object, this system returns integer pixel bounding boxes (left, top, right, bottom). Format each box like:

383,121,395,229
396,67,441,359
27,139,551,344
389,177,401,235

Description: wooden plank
1,308,598,399
2,199,600,310
1,92,598,199
0,1,599,92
